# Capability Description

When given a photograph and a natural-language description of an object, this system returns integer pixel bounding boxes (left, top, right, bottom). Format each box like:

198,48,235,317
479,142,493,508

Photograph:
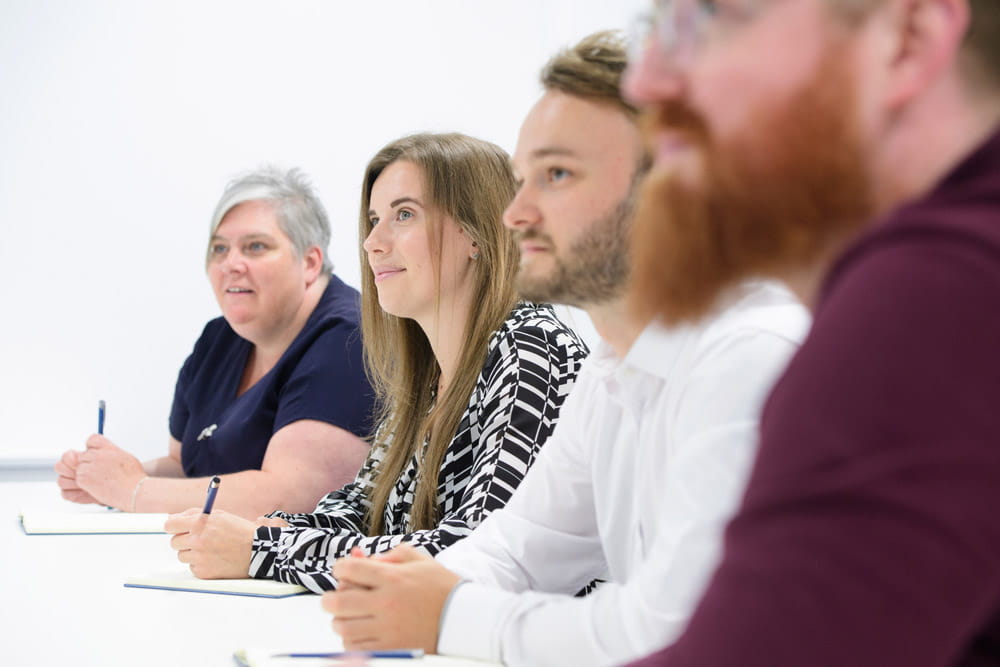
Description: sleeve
436,373,605,595
247,444,382,590
438,326,803,666
273,321,374,439
632,240,1000,667
251,322,586,594
168,323,213,442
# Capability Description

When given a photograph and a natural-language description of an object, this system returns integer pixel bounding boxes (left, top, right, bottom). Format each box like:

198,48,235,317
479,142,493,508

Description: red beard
628,51,875,325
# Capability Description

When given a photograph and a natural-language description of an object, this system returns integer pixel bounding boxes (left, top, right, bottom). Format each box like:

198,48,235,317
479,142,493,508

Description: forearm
134,469,316,518
143,456,184,477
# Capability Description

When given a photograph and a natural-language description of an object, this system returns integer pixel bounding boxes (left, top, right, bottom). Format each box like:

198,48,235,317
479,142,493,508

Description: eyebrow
368,196,425,218
390,196,424,208
529,147,579,159
210,232,274,242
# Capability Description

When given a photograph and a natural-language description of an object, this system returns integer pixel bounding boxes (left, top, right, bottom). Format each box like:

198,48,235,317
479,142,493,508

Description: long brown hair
358,133,519,534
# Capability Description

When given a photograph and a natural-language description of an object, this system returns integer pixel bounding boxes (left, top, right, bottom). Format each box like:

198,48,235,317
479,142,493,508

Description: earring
471,251,480,260
471,241,479,260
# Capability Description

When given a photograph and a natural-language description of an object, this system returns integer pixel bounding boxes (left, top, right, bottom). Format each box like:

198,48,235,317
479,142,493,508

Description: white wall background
0,0,644,463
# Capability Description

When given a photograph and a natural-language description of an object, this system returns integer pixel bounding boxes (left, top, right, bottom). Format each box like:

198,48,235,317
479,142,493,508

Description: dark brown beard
628,49,875,325
515,193,634,307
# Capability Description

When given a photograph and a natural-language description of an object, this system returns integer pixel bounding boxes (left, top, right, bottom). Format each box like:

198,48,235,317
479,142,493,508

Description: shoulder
188,315,240,358
693,281,810,357
486,302,589,358
309,274,363,329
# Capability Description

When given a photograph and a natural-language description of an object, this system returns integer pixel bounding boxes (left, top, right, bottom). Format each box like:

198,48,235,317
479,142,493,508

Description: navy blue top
169,274,375,477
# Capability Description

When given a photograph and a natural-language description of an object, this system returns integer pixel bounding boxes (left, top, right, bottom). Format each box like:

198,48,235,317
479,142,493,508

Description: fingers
322,588,376,619
55,450,81,477
61,489,97,504
332,554,394,589
331,615,380,646
255,516,289,528
57,475,84,492
85,434,110,450
164,508,204,534
372,543,424,563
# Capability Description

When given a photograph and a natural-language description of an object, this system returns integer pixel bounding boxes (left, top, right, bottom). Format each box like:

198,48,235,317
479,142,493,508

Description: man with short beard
320,31,808,666
623,1,1000,666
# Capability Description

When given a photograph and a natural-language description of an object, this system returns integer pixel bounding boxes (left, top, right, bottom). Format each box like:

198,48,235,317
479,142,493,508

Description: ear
455,224,479,260
880,0,970,112
302,246,324,285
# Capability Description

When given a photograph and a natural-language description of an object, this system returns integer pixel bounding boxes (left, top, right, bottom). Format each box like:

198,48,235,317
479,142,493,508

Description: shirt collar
587,318,697,383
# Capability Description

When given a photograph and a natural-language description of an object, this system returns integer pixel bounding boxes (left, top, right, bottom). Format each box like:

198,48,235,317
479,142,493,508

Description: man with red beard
319,32,808,666
623,1,1000,666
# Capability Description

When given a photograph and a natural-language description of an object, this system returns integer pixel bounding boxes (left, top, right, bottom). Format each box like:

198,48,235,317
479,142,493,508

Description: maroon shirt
631,129,1000,667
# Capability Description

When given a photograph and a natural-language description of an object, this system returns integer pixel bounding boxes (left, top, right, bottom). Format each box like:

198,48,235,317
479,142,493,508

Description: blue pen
271,649,424,659
202,476,221,514
97,400,114,511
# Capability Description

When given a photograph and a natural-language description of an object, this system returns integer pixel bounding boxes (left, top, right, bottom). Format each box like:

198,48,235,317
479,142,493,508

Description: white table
1,481,497,666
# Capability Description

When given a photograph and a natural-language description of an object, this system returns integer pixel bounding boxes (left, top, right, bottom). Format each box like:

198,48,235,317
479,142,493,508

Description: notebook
19,510,169,535
124,569,309,598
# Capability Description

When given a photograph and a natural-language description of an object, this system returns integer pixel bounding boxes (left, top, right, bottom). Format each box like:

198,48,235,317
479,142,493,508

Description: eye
396,208,414,222
547,167,571,183
209,243,228,257
246,241,268,254
369,216,380,227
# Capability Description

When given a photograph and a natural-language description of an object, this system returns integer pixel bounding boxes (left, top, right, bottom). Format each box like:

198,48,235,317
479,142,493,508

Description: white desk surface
2,481,499,667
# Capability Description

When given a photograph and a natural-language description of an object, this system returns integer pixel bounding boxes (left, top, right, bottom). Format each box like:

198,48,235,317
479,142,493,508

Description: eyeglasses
629,0,772,65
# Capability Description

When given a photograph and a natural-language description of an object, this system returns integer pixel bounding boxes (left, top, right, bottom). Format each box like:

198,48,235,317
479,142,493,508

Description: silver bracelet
130,476,149,513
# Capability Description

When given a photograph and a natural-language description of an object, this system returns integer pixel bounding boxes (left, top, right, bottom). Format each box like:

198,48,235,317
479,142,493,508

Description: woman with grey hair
54,167,375,518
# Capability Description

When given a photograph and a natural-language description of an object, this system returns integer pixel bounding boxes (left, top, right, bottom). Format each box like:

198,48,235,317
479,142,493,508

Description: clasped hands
322,545,462,654
55,435,145,509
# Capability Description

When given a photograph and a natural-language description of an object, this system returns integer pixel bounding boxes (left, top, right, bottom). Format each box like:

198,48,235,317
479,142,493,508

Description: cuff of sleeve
248,526,283,579
438,581,517,663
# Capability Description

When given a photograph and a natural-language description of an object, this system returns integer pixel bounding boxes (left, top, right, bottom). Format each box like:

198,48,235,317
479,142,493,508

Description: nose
502,184,542,232
622,42,688,109
219,248,247,275
362,221,387,256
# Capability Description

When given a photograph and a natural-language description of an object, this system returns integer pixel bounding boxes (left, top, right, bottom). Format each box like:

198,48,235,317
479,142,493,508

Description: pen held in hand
97,399,106,435
202,476,221,514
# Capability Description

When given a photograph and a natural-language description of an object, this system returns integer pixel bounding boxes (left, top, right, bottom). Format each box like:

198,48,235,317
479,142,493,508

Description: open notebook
19,510,169,535
125,569,308,598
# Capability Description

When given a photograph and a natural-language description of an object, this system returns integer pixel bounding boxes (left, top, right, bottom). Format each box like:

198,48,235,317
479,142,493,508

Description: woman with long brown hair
166,133,588,591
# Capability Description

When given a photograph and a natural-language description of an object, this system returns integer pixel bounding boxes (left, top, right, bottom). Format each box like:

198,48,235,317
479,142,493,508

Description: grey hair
207,165,333,273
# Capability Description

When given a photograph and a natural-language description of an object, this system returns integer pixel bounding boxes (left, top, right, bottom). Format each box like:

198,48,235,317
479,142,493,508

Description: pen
202,476,221,514
97,400,115,511
271,649,424,659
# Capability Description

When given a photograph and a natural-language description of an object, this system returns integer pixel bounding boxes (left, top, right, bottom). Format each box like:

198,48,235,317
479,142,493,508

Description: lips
372,267,405,283
519,242,551,255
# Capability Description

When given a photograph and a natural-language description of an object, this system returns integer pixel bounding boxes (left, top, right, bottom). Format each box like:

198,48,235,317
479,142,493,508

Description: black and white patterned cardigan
248,302,589,592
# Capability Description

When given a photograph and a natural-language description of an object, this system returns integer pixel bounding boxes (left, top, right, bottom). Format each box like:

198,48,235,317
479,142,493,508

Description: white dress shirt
435,282,809,666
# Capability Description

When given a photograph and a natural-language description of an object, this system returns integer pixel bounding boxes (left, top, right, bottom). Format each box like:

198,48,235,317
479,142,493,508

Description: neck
873,83,1000,218
585,296,646,359
416,289,474,396
253,273,329,366
779,235,855,310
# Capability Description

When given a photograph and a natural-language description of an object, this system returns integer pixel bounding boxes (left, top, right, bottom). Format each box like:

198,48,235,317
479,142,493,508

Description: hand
256,515,290,528
166,508,256,579
322,545,461,653
73,435,145,510
54,449,99,504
